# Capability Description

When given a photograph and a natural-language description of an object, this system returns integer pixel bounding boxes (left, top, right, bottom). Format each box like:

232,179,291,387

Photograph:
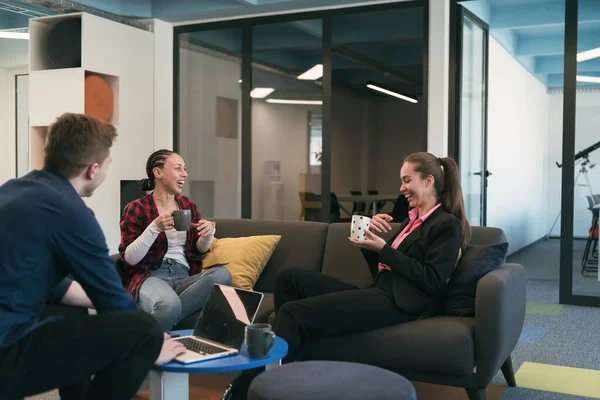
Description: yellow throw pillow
202,235,281,290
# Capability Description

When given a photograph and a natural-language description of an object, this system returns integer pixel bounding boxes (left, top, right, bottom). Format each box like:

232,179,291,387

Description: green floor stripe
526,302,563,316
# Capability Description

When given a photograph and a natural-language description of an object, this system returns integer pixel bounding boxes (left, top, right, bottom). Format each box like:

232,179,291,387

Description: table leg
150,370,189,400
265,359,282,371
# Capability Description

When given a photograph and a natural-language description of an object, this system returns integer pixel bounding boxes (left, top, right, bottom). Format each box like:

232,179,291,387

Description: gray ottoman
248,361,416,400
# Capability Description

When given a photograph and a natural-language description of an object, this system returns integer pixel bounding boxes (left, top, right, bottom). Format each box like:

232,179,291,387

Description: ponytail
139,177,154,191
439,157,471,249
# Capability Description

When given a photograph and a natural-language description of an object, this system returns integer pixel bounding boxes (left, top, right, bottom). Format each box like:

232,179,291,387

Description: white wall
0,39,28,68
427,0,450,157
81,14,155,253
0,68,15,184
26,13,155,253
487,37,549,254
546,89,600,238
0,67,28,184
252,100,318,220
178,47,241,219
153,19,174,150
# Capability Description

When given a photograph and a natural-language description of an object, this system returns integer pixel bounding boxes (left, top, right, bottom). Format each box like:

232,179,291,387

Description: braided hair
140,149,174,191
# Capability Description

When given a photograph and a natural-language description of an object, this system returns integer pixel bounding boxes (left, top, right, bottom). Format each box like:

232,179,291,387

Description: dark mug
245,323,276,359
172,209,191,231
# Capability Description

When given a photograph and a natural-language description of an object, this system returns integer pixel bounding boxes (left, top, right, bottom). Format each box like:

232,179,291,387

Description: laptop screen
192,284,263,350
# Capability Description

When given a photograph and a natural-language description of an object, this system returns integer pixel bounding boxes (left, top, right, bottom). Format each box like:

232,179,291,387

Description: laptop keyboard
178,337,227,355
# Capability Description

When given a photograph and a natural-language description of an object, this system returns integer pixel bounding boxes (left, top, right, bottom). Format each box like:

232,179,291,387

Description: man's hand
154,213,175,232
348,229,386,252
191,220,215,238
155,333,186,365
370,214,393,233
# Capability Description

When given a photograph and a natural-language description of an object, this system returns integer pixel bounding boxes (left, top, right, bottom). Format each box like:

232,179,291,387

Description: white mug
351,215,371,241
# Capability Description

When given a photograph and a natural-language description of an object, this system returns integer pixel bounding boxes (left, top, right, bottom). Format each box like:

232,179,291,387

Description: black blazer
361,206,461,317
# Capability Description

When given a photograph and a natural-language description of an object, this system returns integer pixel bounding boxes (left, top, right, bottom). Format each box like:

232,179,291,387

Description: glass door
456,6,490,226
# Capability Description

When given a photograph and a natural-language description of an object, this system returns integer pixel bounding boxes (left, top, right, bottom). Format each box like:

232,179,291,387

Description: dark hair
44,113,117,179
403,152,471,248
140,149,175,191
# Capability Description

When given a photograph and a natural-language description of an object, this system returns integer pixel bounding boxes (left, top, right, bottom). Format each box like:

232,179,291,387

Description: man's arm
61,280,95,309
53,207,138,313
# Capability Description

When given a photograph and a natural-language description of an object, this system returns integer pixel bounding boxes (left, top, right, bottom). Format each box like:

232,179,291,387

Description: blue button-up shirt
0,169,138,347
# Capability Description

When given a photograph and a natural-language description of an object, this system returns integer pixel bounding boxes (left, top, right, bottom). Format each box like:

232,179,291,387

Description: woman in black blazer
224,152,471,399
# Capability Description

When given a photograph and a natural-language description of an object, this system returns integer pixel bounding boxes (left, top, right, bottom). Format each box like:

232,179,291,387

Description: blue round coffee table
149,329,288,400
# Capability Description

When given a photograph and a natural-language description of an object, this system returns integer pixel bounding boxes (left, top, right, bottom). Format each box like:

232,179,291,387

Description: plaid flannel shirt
118,194,203,301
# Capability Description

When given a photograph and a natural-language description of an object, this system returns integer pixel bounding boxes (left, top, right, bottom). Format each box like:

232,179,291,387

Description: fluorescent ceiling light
577,47,600,62
250,87,274,98
366,84,418,103
576,75,600,83
0,31,29,40
266,99,323,105
298,64,323,80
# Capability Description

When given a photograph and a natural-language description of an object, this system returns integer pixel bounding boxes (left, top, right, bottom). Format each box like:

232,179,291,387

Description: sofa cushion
469,226,506,246
440,242,509,317
202,235,281,290
321,223,402,288
210,219,328,293
302,316,475,377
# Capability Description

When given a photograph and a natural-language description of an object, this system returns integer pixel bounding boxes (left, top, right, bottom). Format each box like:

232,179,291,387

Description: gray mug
172,209,191,231
245,323,276,359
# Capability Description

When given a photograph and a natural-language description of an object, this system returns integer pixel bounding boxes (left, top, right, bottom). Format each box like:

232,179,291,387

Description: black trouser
225,268,416,400
273,267,416,362
0,311,163,400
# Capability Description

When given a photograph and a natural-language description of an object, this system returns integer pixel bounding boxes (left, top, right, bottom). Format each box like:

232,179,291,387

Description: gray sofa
180,219,525,400
45,219,526,400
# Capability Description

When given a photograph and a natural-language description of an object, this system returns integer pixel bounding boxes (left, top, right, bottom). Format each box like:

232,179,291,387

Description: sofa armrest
474,263,526,387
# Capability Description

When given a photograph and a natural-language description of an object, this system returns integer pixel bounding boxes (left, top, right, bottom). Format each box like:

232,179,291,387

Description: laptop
173,284,264,364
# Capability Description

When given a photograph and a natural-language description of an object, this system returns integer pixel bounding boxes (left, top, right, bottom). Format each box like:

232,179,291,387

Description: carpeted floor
491,238,600,399
513,238,598,296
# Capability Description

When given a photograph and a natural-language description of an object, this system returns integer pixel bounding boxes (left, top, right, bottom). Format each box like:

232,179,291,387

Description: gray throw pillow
440,242,509,317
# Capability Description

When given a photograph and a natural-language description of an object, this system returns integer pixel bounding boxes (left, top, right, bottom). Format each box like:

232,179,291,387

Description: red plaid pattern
118,194,204,301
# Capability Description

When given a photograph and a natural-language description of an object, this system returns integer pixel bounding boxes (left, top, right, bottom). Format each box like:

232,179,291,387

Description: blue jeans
138,258,232,331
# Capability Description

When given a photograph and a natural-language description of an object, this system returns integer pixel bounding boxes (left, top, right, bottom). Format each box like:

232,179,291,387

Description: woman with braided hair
118,149,231,331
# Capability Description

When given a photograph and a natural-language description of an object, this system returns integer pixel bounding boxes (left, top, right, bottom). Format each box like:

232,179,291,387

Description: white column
154,19,174,151
149,370,189,400
427,0,451,157
0,66,28,184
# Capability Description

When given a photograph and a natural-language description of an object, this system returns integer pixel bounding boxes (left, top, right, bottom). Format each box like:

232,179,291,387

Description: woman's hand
154,213,175,232
349,229,386,252
370,213,393,233
191,220,215,238
154,333,186,365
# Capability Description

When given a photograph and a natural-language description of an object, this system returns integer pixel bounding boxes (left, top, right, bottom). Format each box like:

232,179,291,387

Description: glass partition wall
174,1,428,222
250,20,323,221
177,29,243,219
568,0,600,300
